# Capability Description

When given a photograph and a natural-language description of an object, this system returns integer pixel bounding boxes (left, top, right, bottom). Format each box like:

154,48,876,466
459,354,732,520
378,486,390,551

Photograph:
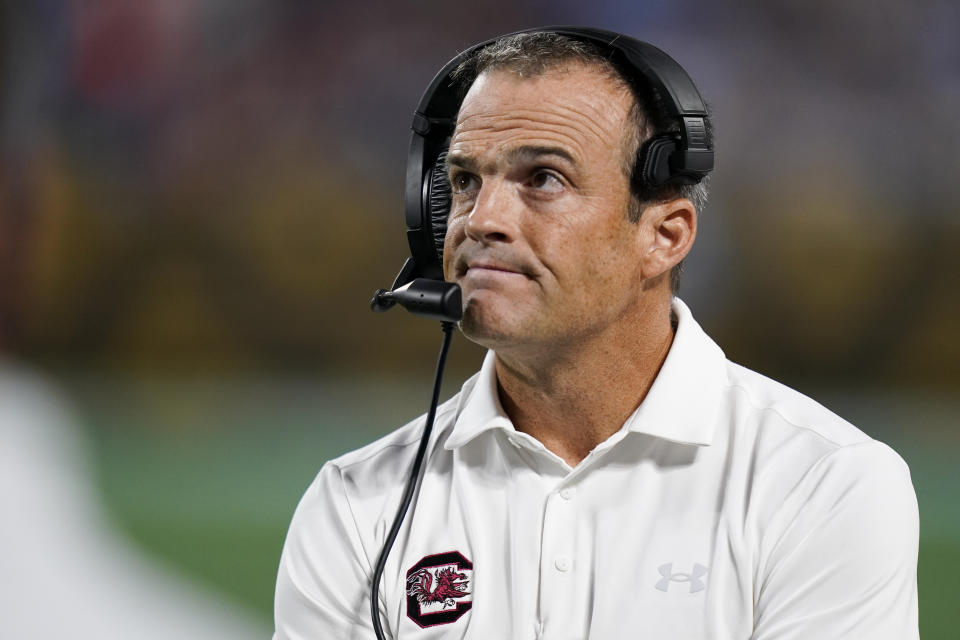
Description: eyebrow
445,145,578,173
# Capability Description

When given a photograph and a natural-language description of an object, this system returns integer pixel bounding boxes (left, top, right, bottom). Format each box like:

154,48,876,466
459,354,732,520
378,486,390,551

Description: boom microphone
371,278,462,322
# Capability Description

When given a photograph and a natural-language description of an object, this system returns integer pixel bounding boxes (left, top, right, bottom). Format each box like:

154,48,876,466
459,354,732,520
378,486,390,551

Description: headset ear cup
427,149,452,268
638,135,677,189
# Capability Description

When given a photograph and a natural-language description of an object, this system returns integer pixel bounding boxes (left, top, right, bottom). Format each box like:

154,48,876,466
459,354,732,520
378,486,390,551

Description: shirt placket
511,432,622,639
537,480,579,639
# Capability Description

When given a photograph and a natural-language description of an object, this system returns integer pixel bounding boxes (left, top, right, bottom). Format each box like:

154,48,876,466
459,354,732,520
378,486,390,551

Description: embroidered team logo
405,551,473,628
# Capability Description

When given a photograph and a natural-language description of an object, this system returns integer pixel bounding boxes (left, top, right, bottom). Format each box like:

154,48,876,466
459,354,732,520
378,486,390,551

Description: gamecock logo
405,551,473,628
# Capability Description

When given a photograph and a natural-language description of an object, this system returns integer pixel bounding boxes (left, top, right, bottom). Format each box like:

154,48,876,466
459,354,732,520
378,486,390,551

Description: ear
639,197,697,282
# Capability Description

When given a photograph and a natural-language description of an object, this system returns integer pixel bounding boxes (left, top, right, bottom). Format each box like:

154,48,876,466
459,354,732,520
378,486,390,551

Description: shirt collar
445,348,511,450
444,298,727,450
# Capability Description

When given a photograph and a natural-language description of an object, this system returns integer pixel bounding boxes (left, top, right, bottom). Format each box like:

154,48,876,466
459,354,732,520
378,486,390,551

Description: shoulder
316,375,475,501
273,387,473,640
332,386,464,468
719,359,917,543
723,360,871,448
730,373,920,637
717,360,916,526
279,384,470,568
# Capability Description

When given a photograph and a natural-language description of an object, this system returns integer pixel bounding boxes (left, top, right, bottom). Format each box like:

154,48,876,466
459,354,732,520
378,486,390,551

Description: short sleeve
752,441,919,639
273,463,384,640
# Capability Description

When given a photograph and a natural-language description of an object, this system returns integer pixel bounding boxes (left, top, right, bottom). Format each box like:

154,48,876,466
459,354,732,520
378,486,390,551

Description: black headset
380,25,714,304
368,27,715,640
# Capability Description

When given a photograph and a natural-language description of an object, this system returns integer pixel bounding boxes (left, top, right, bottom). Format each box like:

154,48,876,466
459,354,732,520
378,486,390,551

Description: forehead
450,63,634,166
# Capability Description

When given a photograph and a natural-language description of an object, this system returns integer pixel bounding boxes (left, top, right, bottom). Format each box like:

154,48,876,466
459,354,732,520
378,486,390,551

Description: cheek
542,221,639,292
442,216,466,279
529,214,618,277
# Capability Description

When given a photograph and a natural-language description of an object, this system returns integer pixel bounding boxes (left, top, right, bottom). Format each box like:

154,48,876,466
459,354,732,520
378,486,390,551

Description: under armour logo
655,563,708,593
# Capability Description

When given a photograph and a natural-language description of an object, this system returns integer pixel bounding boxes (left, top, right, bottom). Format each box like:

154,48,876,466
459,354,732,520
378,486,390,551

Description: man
274,32,918,639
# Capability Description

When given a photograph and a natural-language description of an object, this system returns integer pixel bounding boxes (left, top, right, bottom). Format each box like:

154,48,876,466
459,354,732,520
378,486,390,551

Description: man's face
442,63,648,352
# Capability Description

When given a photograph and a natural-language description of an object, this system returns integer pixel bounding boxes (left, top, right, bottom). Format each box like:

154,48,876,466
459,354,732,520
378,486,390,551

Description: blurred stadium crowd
1,0,957,385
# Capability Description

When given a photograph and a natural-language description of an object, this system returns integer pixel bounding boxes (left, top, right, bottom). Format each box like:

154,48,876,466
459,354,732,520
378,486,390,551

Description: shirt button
555,556,571,572
559,487,575,500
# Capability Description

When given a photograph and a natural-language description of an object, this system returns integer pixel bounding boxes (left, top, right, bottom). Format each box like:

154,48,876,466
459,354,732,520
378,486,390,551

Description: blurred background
1,0,957,637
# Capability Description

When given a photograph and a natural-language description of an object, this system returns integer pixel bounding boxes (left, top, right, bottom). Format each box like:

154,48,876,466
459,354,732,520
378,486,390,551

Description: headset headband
398,26,714,285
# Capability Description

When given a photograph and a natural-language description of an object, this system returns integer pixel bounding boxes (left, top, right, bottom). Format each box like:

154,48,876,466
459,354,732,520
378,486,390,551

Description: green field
72,375,959,637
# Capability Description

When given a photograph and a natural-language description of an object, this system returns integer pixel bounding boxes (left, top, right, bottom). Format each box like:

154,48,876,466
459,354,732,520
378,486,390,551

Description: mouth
467,263,521,275
457,260,529,281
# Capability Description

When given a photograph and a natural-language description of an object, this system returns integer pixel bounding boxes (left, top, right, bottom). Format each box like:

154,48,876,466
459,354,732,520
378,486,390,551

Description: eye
529,170,564,193
450,171,479,194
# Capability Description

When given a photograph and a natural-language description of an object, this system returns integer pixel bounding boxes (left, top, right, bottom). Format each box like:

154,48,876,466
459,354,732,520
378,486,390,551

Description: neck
494,295,675,467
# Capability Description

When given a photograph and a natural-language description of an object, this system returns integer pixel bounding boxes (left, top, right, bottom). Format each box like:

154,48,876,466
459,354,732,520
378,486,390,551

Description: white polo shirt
274,299,919,640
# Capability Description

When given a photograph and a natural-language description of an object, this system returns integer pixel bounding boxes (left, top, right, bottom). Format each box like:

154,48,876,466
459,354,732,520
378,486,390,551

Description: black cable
371,321,455,639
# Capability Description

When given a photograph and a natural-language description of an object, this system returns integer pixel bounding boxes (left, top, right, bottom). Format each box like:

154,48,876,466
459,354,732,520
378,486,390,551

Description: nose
464,179,516,245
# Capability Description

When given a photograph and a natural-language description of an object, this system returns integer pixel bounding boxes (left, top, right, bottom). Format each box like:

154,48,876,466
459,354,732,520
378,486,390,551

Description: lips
467,262,521,275
456,256,529,280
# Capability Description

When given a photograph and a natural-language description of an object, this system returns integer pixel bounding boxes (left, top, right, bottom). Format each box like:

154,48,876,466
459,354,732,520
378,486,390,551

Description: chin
458,301,523,350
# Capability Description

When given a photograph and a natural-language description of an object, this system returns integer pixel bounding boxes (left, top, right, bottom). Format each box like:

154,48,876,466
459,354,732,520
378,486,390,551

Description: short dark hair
452,32,710,294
